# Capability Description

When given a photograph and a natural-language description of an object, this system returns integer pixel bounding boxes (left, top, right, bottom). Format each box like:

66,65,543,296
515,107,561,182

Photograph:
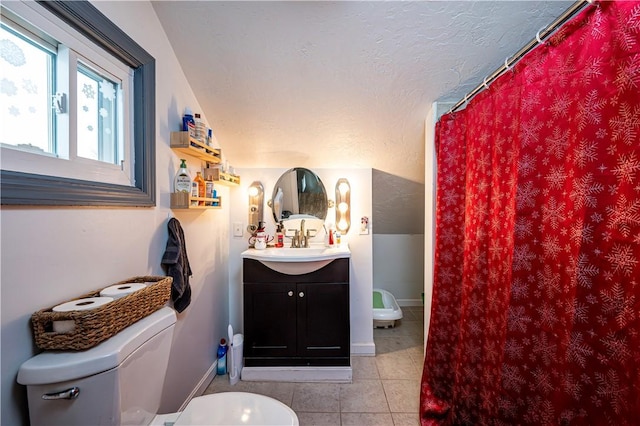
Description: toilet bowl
17,307,299,425
172,392,298,425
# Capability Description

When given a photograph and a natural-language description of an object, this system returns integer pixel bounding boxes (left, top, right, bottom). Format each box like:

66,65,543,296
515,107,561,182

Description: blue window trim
1,0,156,207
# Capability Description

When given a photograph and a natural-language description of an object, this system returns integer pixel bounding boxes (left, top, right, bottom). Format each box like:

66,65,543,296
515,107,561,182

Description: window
0,1,155,206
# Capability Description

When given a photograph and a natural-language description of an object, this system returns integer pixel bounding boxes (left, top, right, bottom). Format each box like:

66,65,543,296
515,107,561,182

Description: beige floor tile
292,382,340,413
392,412,420,426
406,345,426,369
375,351,421,380
382,379,421,413
341,412,394,425
403,307,425,322
340,379,389,413
351,355,380,379
296,411,341,426
375,335,424,355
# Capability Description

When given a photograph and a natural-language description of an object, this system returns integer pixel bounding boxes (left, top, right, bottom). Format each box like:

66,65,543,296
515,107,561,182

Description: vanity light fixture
335,178,351,234
248,181,264,234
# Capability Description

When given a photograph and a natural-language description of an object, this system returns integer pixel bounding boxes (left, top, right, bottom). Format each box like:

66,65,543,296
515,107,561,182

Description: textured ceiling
152,1,573,183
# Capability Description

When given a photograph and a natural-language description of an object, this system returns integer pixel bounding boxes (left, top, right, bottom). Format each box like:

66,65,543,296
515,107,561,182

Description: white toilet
17,307,299,425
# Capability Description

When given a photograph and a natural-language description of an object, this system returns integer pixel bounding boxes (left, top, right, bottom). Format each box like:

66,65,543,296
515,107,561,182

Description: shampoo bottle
174,159,191,193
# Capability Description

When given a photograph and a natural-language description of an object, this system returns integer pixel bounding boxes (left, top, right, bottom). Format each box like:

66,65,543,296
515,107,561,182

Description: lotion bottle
174,159,191,193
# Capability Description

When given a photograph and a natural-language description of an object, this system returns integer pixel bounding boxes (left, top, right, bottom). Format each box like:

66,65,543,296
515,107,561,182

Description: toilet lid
174,392,299,426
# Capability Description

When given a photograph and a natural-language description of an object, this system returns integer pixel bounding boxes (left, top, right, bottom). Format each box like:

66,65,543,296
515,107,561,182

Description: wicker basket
31,276,172,351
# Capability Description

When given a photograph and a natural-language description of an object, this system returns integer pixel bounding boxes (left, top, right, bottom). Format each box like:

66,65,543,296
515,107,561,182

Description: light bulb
338,181,350,195
338,219,348,231
338,202,348,213
248,186,259,197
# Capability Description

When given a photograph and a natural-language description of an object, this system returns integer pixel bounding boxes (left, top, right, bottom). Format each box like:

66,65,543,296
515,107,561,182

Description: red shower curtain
421,1,640,424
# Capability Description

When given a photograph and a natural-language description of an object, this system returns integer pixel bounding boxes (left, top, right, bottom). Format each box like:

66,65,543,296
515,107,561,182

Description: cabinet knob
288,291,294,297
299,291,305,298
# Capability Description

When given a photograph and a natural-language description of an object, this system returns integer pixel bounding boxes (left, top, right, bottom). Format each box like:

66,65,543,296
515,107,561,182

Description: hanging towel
161,217,192,313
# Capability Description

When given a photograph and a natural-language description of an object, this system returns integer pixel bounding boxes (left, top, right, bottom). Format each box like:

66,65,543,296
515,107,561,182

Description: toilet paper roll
52,297,114,333
99,283,147,300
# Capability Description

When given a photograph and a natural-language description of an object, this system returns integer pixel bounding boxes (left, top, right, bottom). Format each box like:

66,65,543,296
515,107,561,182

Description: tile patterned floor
204,306,424,426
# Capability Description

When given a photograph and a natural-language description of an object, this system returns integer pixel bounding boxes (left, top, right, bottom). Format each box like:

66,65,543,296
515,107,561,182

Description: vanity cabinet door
297,282,350,361
243,282,297,358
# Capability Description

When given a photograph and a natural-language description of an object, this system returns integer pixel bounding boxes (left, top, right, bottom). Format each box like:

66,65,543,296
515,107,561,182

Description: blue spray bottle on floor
216,338,227,375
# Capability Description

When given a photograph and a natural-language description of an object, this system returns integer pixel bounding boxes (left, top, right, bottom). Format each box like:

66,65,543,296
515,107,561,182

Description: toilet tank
17,307,177,426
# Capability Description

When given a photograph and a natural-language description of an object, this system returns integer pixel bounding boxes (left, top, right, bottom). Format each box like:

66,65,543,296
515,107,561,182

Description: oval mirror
271,167,328,222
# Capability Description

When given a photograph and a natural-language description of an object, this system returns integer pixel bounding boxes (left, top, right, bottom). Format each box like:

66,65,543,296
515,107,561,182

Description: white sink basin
241,245,350,262
242,245,350,275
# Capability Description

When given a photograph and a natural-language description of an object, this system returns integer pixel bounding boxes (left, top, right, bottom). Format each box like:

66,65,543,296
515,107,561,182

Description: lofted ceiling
152,1,573,184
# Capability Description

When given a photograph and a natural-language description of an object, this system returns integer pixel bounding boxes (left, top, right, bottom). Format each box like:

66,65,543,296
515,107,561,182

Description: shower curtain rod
448,0,594,114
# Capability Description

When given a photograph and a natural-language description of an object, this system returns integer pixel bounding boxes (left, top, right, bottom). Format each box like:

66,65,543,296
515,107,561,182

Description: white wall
227,168,375,356
373,235,424,305
1,2,229,424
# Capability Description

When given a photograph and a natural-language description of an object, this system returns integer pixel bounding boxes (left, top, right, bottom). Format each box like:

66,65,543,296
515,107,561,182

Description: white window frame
1,0,155,207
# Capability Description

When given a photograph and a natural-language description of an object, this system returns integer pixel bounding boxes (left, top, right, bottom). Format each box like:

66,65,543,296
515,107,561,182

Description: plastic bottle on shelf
182,108,196,139
213,189,219,206
194,113,206,144
205,180,214,205
194,172,206,205
216,339,228,375
174,159,191,193
190,178,199,206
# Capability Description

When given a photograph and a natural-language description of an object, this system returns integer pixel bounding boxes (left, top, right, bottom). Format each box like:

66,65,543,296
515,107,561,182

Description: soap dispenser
275,222,284,248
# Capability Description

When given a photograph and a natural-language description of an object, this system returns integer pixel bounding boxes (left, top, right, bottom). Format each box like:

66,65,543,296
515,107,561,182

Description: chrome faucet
288,220,310,248
300,219,310,248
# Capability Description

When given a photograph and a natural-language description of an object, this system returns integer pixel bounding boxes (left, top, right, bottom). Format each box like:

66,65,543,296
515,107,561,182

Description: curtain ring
536,28,544,44
504,57,513,72
483,76,490,90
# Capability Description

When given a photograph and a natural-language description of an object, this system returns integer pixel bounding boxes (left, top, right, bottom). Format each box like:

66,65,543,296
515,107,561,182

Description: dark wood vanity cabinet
243,258,350,367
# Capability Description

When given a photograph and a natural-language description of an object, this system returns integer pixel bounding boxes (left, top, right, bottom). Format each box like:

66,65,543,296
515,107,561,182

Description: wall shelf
169,131,240,210
170,131,221,164
204,167,241,187
170,192,221,210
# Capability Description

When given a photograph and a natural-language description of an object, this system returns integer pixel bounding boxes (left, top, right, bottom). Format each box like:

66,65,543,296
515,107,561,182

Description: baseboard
180,360,217,411
351,342,376,356
398,299,423,307
241,366,352,383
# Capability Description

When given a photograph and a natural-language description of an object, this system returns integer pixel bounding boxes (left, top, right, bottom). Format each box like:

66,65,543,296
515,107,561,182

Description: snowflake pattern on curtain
422,1,640,424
